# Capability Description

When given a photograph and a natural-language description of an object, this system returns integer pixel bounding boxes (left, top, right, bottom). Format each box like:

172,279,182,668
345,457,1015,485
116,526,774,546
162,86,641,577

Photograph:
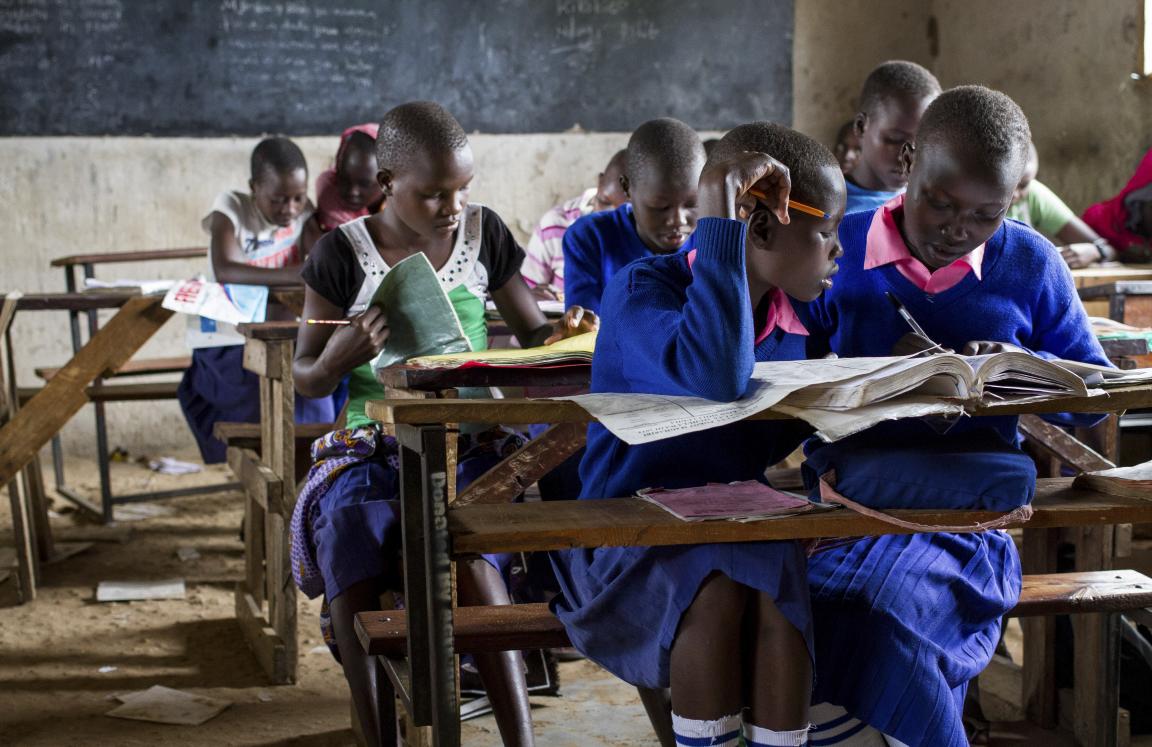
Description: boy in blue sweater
552,123,845,747
844,61,940,215
801,87,1110,746
562,118,705,314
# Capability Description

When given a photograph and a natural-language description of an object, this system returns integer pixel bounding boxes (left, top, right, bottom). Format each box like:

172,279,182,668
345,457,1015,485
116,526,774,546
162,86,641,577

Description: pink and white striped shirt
522,188,599,291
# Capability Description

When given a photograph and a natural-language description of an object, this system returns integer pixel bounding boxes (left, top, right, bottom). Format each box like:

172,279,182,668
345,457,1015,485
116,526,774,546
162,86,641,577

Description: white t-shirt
201,190,314,280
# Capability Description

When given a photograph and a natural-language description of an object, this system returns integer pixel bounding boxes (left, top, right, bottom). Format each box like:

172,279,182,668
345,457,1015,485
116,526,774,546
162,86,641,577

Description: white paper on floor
106,685,231,726
97,579,186,602
146,457,203,475
113,503,175,522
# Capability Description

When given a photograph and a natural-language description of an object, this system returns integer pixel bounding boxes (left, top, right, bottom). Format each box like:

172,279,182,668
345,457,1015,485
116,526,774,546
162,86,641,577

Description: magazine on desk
1073,460,1152,500
636,480,835,522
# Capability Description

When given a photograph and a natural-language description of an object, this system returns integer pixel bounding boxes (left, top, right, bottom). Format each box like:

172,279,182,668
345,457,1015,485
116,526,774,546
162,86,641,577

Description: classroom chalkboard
0,0,793,136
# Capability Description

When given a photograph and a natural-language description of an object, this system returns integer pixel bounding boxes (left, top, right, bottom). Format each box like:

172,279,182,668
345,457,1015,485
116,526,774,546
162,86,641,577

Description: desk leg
1022,527,1058,727
398,423,457,746
1073,525,1119,747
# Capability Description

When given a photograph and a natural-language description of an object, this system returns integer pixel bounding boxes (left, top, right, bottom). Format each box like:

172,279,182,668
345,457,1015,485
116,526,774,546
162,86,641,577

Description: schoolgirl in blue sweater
800,87,1110,746
552,123,845,747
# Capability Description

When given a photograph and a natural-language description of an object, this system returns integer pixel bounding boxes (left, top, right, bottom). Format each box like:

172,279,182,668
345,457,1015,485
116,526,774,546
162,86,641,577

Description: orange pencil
747,189,830,220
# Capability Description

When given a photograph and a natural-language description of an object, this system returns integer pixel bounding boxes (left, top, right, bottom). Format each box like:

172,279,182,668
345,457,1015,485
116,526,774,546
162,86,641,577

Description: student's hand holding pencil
697,151,791,224
544,305,598,345
322,306,390,368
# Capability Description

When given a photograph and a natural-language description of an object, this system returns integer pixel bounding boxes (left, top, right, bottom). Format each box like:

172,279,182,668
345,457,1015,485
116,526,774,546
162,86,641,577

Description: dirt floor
2,452,1150,745
0,453,658,746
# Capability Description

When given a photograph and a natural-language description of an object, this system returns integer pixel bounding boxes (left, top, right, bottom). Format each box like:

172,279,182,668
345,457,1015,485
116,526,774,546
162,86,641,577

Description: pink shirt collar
685,249,808,341
863,194,985,294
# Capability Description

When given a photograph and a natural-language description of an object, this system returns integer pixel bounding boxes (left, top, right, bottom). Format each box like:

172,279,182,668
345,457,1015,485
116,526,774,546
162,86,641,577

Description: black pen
885,291,938,346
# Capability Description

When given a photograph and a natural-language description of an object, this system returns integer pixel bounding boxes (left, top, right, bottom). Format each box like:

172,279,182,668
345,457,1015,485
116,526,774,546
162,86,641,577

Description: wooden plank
1072,526,1118,747
355,604,569,657
226,448,283,513
1019,415,1115,472
454,422,586,507
4,478,37,603
355,570,1152,658
214,421,332,451
18,381,181,404
50,247,208,267
234,586,290,684
0,296,172,488
376,364,590,392
243,338,281,379
14,291,141,312
367,386,1152,426
1010,570,1152,617
237,320,299,341
448,480,1152,555
1022,527,1059,727
35,355,190,381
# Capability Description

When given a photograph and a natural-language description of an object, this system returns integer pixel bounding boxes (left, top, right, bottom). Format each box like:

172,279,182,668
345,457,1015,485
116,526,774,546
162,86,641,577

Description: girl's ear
853,112,867,138
899,142,915,178
248,178,256,195
747,207,777,251
619,173,631,198
378,168,394,196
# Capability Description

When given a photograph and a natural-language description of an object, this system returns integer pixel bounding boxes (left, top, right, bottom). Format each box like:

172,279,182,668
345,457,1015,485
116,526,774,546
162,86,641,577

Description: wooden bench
34,355,191,381
356,569,1152,653
363,389,1152,747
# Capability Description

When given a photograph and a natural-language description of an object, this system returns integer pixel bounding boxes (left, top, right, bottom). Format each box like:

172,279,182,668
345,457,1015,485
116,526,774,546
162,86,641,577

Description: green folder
370,253,472,371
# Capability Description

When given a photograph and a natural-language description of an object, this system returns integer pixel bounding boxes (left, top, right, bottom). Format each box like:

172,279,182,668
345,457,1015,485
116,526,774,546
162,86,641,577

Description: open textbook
559,352,1152,446
406,332,596,369
1073,460,1152,500
370,253,471,370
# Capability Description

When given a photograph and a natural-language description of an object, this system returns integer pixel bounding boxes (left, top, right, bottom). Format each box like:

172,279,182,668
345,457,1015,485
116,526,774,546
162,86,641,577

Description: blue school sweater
562,203,695,315
803,210,1111,443
845,179,903,214
579,217,810,501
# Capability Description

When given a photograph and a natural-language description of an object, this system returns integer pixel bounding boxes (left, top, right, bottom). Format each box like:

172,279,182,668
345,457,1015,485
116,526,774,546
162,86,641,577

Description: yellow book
407,331,597,369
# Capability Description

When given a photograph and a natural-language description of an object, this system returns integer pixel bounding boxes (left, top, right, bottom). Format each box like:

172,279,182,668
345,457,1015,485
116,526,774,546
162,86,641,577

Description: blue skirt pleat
809,530,1021,747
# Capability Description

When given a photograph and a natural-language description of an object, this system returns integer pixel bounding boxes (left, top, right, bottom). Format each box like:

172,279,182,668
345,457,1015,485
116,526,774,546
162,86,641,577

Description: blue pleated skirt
809,530,1021,747
550,539,812,690
177,345,343,463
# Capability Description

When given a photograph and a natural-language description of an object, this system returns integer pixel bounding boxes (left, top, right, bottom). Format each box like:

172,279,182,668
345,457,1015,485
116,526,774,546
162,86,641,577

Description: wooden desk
0,294,174,521
1073,264,1152,319
366,387,1152,747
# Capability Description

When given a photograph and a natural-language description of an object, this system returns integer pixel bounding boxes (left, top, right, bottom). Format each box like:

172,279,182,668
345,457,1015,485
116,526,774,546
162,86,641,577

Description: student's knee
688,571,750,620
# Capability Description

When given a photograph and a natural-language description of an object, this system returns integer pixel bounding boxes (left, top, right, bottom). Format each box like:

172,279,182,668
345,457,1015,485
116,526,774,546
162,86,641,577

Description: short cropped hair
250,137,307,182
375,101,468,174
626,118,705,183
916,85,1032,175
710,121,840,207
858,60,941,115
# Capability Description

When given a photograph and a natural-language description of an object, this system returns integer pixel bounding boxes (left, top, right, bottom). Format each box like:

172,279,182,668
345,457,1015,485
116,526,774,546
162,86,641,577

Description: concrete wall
793,0,933,148
0,133,626,458
932,0,1152,212
4,0,1149,458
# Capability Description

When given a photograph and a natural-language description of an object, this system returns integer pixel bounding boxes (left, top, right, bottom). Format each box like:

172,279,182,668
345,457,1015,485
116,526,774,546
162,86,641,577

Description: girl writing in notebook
552,122,846,747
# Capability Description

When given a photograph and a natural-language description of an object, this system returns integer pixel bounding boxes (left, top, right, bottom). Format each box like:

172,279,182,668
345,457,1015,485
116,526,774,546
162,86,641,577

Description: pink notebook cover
636,480,815,521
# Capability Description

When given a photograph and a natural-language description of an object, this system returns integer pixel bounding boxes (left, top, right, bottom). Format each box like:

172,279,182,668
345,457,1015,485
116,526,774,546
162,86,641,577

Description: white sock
743,721,809,746
807,702,896,745
672,712,742,747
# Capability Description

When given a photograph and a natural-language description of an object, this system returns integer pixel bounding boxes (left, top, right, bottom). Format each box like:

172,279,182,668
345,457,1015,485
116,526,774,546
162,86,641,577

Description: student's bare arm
293,286,388,398
1055,215,1116,267
209,212,306,286
490,273,562,347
